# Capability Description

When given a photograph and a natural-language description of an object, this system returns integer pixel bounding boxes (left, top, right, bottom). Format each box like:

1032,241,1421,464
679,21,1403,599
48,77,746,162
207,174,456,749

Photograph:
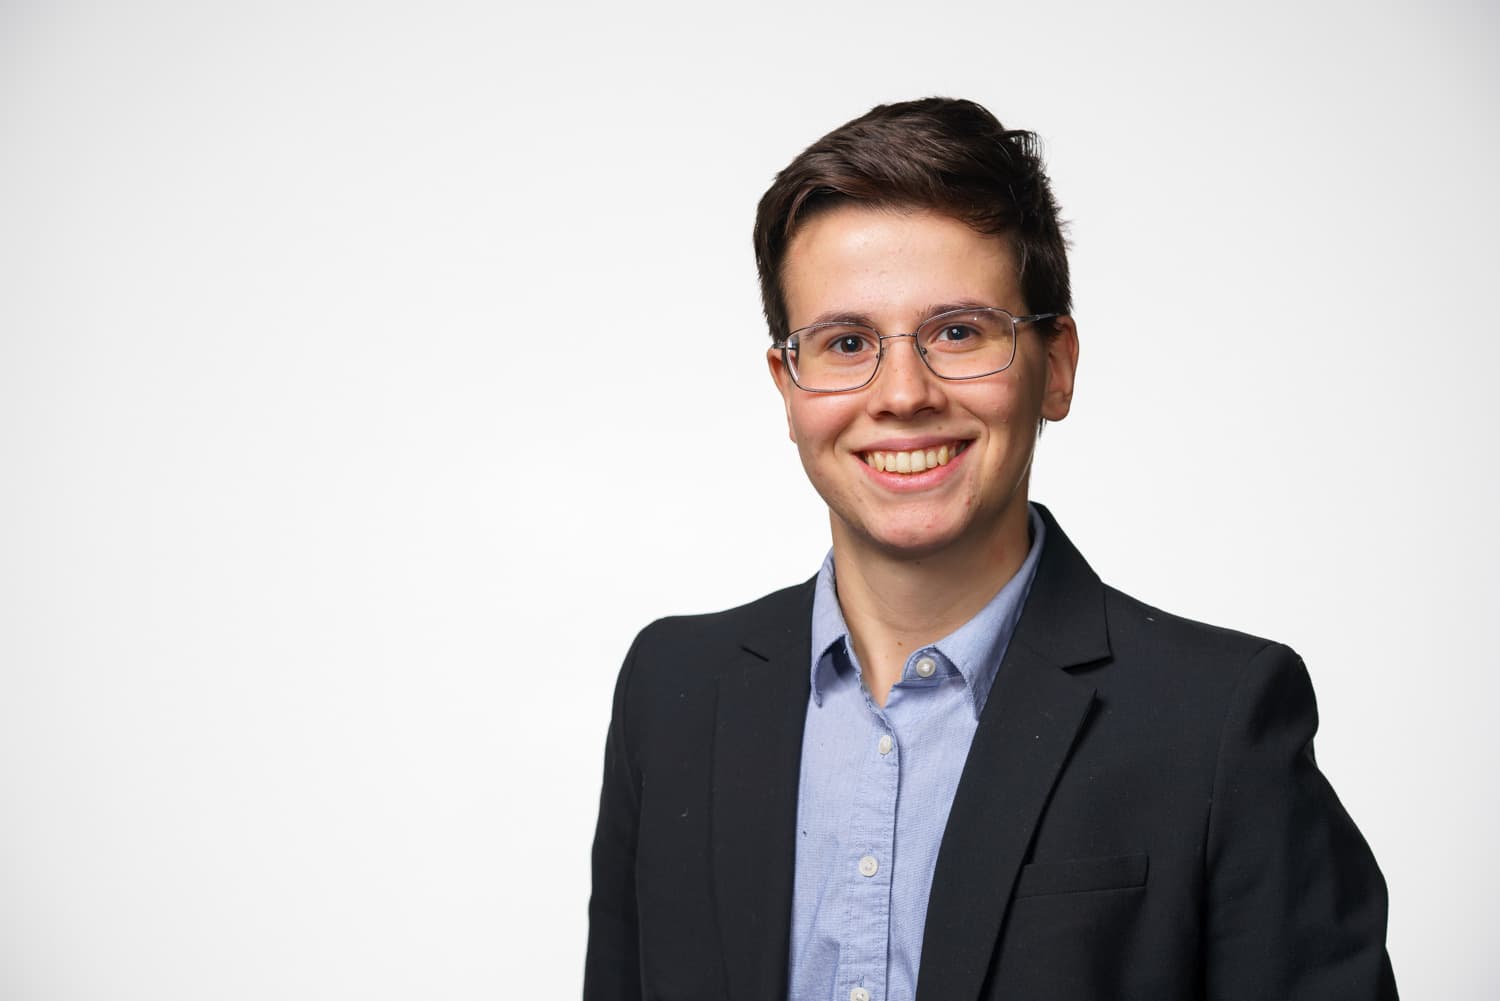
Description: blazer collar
1013,502,1113,668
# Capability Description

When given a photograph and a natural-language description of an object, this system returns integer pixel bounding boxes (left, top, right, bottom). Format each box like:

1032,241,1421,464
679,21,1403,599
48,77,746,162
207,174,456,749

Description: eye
924,311,1004,353
935,323,978,343
804,325,878,363
928,322,988,352
832,334,870,355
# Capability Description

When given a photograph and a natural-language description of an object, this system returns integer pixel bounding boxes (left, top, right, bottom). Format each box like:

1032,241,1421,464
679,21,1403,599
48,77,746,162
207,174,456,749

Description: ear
1040,316,1079,422
767,345,799,443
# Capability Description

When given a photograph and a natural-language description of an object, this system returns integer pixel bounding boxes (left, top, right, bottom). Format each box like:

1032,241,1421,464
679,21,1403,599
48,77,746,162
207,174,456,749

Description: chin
847,519,973,561
837,491,1027,562
877,537,963,562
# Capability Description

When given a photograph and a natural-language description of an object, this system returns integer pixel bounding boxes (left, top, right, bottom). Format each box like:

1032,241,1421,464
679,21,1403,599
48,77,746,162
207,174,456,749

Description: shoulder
628,577,815,664
1093,583,1308,723
1102,584,1280,665
613,578,815,710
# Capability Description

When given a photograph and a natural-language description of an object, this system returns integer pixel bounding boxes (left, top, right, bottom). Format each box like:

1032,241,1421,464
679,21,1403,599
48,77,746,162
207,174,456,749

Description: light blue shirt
788,505,1046,1001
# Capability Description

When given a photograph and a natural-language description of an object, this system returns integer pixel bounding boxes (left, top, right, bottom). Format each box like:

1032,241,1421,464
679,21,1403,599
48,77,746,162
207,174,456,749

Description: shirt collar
808,503,1047,719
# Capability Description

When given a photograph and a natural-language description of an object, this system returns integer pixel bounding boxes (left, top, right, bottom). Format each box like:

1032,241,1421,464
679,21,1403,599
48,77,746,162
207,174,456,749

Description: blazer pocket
1013,852,1149,899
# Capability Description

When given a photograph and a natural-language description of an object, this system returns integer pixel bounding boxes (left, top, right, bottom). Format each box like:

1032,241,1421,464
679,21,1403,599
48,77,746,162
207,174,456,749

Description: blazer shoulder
606,578,814,775
622,577,815,690
1097,583,1306,715
633,577,813,649
1103,583,1282,663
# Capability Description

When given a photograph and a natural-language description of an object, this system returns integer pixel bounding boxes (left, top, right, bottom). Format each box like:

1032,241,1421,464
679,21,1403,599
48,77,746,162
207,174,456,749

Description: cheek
960,379,1029,429
787,399,854,453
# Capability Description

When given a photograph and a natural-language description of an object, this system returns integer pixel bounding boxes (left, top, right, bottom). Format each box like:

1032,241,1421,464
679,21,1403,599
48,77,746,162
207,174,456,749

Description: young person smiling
585,98,1397,1001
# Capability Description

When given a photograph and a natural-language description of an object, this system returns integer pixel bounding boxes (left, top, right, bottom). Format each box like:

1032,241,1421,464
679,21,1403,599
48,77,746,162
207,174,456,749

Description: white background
2,0,1495,997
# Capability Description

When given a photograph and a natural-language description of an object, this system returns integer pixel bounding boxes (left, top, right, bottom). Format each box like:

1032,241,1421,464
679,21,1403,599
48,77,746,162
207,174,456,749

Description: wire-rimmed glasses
773,306,1061,393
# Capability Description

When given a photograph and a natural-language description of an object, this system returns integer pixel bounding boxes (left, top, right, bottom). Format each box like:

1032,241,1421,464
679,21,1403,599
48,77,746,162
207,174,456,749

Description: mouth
860,440,971,475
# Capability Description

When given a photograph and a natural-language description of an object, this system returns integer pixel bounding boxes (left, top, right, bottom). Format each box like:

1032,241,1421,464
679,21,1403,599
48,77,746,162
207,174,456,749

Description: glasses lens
916,309,1017,379
789,324,880,391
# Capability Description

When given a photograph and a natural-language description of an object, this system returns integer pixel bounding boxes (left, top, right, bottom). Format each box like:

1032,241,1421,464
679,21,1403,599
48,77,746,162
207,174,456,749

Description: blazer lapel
915,505,1111,1001
712,580,814,1001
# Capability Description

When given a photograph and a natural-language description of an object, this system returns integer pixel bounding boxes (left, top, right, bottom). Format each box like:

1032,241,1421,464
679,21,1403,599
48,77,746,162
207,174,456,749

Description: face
767,204,1078,563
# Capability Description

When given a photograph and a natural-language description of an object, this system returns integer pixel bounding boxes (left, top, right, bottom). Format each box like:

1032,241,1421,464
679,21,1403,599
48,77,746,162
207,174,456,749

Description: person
584,97,1397,1001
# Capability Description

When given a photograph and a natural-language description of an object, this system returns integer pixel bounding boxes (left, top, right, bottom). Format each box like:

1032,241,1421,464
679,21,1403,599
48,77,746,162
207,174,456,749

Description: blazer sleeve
583,636,644,1001
1204,642,1398,1000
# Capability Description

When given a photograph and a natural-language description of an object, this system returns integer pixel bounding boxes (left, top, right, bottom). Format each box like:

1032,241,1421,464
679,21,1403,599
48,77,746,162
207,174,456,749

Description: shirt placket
834,694,900,1001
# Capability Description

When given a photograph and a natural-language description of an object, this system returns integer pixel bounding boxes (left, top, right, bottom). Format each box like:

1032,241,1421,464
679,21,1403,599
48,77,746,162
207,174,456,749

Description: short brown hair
753,97,1071,341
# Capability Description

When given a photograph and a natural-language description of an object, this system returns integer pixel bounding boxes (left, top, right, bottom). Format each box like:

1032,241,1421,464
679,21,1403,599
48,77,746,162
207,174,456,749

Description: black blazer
585,506,1397,1001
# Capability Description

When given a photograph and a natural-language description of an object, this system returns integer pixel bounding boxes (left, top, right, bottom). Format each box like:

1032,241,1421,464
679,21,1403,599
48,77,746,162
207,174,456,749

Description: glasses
774,306,1061,393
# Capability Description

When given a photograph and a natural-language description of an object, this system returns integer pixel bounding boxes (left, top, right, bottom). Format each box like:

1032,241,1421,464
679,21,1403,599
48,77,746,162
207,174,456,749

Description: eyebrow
804,309,878,328
924,300,998,318
802,300,1000,330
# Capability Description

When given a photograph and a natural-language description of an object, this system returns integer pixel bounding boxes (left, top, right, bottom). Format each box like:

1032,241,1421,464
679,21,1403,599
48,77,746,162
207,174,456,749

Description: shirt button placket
836,697,898,1001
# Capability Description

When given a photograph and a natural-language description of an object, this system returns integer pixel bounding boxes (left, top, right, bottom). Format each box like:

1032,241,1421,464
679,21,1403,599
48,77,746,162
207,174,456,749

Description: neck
831,499,1033,706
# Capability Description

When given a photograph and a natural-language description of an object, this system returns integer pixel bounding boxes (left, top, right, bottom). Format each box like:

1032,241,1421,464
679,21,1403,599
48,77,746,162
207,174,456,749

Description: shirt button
850,989,871,1001
915,656,936,678
858,855,878,877
877,734,893,755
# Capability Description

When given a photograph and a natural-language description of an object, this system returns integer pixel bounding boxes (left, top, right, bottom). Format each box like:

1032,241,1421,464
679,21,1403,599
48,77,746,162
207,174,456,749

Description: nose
867,333,945,418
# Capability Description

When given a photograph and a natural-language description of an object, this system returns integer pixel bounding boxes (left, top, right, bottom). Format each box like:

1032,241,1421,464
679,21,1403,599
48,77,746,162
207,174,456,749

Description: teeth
863,442,967,475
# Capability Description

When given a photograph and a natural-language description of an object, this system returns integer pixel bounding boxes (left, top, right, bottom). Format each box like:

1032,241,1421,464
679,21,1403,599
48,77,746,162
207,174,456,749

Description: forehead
782,204,1020,328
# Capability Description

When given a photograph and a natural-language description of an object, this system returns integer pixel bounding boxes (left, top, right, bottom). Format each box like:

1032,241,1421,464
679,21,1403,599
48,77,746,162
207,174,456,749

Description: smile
860,441,970,474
